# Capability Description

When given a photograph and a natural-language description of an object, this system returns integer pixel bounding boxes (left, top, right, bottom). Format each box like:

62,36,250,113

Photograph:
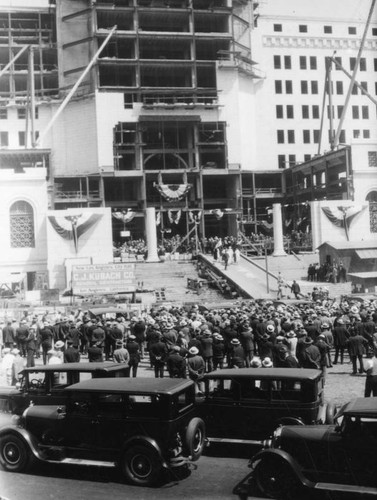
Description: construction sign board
72,263,136,295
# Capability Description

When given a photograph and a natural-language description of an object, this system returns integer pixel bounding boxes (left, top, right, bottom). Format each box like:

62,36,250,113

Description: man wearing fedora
200,330,213,372
301,336,321,369
166,346,186,378
212,334,225,370
229,338,245,368
149,334,168,378
187,346,205,394
333,318,349,365
239,327,254,367
126,334,141,377
113,340,130,374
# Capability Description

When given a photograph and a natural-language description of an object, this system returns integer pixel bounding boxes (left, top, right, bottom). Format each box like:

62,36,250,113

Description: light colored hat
189,346,199,355
3,348,11,354
231,338,240,345
47,349,57,355
11,348,20,355
262,357,273,368
266,324,275,332
287,331,296,338
250,357,262,368
128,334,136,340
55,340,64,349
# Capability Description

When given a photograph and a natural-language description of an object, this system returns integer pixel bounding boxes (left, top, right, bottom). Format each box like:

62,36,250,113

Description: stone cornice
263,35,377,51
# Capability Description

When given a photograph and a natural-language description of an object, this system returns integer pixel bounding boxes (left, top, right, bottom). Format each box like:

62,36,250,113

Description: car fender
120,435,166,467
250,448,315,489
0,425,45,462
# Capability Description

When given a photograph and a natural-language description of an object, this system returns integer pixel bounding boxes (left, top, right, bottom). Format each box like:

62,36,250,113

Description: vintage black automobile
198,368,333,445
234,397,377,499
0,378,205,486
0,362,129,415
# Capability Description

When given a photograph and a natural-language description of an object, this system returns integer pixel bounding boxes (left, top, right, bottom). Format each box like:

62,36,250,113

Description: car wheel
325,403,336,424
254,457,300,499
121,445,162,486
0,434,29,472
185,417,205,461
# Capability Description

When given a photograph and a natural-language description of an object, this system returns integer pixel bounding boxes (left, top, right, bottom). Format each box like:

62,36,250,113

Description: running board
47,457,116,467
208,437,264,446
315,482,377,495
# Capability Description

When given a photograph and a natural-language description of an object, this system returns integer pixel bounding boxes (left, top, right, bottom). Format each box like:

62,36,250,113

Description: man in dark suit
126,335,141,378
166,346,186,378
64,339,80,363
333,318,349,364
87,341,103,362
347,330,368,374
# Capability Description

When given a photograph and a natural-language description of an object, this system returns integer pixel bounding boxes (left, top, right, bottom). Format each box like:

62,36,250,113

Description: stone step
133,260,225,305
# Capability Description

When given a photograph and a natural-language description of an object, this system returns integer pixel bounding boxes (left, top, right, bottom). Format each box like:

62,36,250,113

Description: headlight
271,426,282,449
11,414,21,426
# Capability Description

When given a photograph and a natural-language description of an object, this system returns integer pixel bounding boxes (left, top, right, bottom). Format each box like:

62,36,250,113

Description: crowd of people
307,261,348,283
112,230,313,260
1,295,377,396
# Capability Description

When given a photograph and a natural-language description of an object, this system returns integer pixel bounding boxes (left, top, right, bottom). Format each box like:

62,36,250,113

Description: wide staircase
134,259,224,305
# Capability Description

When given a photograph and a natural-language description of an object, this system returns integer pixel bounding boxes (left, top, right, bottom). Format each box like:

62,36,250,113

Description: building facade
0,0,376,290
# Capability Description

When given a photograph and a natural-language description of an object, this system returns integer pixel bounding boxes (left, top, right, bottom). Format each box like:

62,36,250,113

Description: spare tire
185,417,205,461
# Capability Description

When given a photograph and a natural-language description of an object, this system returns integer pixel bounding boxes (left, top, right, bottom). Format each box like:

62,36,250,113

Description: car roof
337,397,377,417
203,368,322,381
65,377,194,395
21,362,128,374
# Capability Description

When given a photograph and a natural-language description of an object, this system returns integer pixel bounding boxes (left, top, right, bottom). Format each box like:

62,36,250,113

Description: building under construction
0,0,376,244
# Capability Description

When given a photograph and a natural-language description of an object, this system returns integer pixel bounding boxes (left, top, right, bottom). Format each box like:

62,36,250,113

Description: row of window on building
273,24,377,36
276,129,371,145
0,107,39,120
276,104,372,120
275,79,375,95
0,131,39,147
273,55,375,71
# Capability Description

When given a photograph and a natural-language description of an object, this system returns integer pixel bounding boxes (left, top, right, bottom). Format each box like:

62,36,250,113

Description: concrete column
145,207,159,262
272,203,286,256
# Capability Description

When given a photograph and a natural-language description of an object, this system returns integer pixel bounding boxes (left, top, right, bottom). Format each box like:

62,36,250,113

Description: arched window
10,201,35,248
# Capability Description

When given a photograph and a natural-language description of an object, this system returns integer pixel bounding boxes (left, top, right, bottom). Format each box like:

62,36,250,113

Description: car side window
272,381,302,401
97,393,124,418
50,372,69,391
239,379,269,399
126,394,160,418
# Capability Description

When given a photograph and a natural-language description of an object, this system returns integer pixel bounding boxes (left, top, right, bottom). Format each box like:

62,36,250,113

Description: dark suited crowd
2,296,377,395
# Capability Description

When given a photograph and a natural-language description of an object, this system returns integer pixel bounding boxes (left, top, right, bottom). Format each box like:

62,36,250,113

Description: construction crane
318,0,376,154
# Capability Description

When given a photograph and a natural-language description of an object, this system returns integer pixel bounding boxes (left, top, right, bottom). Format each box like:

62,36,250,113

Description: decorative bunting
210,209,224,220
154,171,192,202
48,213,102,253
322,205,366,241
168,209,182,225
112,209,136,224
188,210,202,225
